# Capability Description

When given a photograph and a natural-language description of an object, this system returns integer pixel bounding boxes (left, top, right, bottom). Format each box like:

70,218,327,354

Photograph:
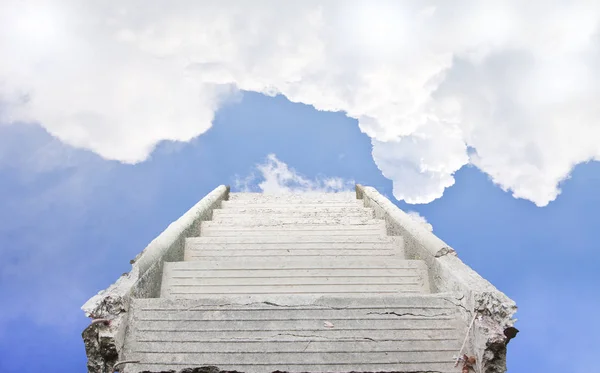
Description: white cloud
234,154,355,193
406,211,433,232
1,1,599,206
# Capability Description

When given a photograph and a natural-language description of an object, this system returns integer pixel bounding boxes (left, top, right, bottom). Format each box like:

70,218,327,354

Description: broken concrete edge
80,185,230,373
356,184,517,373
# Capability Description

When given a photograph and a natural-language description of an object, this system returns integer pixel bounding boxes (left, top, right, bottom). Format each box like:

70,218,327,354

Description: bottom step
122,296,466,373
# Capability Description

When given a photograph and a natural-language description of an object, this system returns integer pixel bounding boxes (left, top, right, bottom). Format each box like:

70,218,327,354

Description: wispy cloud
1,1,599,206
234,154,354,193
406,211,433,232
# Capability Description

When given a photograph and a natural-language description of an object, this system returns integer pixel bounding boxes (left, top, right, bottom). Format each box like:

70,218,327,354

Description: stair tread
123,296,465,373
220,200,364,209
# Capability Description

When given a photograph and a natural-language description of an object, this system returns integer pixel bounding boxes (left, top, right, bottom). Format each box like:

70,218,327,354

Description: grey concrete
216,206,372,214
122,296,465,373
186,248,396,259
80,185,230,373
185,235,406,259
213,209,374,218
160,258,430,299
221,200,364,209
210,216,377,225
84,187,516,373
200,221,387,236
185,235,401,244
356,184,517,373
228,192,357,201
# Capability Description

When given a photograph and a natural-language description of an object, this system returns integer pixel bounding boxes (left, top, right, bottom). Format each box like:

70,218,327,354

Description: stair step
199,221,387,237
161,259,430,299
212,209,374,219
228,192,357,202
184,236,405,258
217,206,370,214
220,200,364,209
123,296,464,373
186,236,400,244
185,249,397,260
209,216,379,226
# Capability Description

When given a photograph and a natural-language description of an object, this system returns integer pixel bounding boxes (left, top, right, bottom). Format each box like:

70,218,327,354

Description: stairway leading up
121,192,466,373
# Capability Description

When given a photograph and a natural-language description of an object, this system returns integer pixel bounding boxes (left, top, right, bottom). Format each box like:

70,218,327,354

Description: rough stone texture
356,185,517,373
199,221,387,237
122,296,466,373
160,257,430,299
83,187,517,373
82,321,120,373
81,185,230,373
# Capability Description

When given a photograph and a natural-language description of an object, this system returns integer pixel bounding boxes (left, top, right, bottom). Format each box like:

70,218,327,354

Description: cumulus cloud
234,154,355,193
406,211,433,232
1,0,599,206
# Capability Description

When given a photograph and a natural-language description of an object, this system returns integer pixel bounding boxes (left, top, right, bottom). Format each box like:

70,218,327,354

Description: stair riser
167,258,425,269
200,222,387,237
133,340,458,353
186,242,401,250
185,250,396,259
227,193,358,202
128,353,457,367
200,230,386,237
131,328,458,342
217,207,371,214
164,286,425,297
164,276,421,286
209,218,377,226
165,268,422,278
221,201,364,209
213,211,373,219
186,236,401,244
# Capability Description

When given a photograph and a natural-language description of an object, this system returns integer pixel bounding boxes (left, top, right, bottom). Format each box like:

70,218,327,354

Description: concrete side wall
80,185,230,373
356,184,518,373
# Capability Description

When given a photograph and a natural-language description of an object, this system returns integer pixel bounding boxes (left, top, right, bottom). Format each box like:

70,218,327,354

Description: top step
221,200,364,209
228,192,357,202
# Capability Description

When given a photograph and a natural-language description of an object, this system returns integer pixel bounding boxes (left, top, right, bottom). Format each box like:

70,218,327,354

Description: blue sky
1,2,600,372
1,91,599,372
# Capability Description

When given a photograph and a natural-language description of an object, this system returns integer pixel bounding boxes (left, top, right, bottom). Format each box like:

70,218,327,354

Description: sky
0,1,599,372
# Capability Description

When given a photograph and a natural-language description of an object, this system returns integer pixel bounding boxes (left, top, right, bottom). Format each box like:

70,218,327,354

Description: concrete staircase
123,192,464,372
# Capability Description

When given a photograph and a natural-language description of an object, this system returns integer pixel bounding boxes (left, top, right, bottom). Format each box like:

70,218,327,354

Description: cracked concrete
366,311,453,318
83,186,516,373
356,185,517,373
434,247,456,258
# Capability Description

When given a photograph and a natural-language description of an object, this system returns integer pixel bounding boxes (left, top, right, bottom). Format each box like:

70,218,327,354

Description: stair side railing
81,185,230,373
356,184,517,373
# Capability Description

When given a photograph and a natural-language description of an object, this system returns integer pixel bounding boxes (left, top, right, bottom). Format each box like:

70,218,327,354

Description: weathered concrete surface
199,221,387,236
210,216,378,226
184,235,405,259
356,184,517,373
228,191,357,201
160,257,430,299
220,200,364,209
122,296,466,373
214,205,371,214
83,187,516,373
213,208,374,218
81,185,230,373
